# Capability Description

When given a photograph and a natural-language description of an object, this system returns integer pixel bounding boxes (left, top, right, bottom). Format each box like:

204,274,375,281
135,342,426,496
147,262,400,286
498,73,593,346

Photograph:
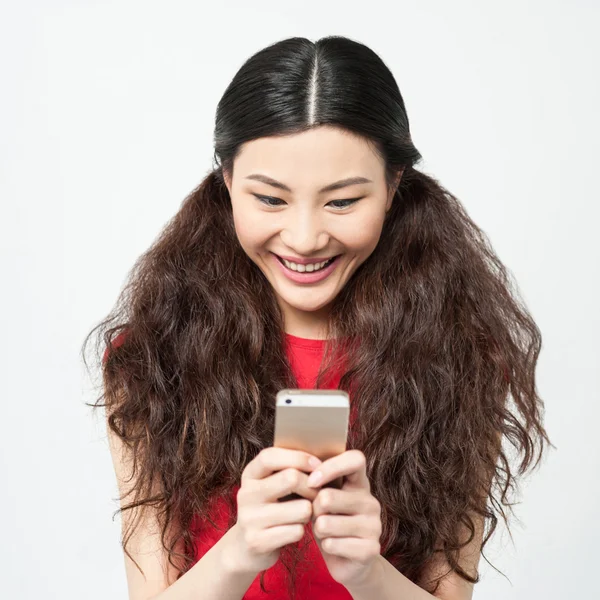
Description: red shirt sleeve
102,330,128,365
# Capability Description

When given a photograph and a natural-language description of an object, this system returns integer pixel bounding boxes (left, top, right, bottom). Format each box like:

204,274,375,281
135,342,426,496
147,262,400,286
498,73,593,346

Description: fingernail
307,470,323,487
309,456,322,468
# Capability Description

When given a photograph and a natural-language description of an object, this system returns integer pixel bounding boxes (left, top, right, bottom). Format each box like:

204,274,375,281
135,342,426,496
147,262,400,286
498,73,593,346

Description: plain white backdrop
1,0,598,598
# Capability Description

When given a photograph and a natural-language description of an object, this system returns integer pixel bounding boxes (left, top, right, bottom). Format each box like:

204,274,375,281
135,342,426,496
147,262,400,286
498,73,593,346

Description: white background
1,1,597,598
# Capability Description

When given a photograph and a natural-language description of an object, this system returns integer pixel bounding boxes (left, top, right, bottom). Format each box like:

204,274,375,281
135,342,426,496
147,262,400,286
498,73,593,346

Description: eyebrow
244,173,373,193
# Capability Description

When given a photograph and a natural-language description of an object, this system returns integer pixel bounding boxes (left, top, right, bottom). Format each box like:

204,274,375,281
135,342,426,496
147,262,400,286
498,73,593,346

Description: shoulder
102,329,129,364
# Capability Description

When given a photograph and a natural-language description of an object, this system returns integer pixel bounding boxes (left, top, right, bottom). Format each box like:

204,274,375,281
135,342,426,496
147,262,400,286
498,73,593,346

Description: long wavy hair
82,35,553,598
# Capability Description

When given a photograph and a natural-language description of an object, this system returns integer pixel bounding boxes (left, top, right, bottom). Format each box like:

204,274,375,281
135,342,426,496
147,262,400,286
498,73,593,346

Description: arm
346,554,441,600
148,524,260,600
106,407,261,600
345,511,483,600
345,456,492,600
347,429,503,600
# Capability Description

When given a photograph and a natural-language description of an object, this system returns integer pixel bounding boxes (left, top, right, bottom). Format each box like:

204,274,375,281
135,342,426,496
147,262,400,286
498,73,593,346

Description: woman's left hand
307,449,383,589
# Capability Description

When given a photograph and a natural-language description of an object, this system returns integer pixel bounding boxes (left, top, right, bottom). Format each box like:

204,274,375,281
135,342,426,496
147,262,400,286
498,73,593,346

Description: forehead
234,126,384,186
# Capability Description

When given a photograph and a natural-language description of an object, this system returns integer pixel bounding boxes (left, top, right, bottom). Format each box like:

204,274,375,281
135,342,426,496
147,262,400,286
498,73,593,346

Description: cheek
341,212,386,254
231,206,269,251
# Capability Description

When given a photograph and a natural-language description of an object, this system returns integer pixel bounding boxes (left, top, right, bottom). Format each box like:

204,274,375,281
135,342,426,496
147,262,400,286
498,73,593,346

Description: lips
271,251,342,284
273,253,340,266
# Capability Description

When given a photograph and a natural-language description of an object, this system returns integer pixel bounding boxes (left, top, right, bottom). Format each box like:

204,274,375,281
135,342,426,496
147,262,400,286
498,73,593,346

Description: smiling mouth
273,253,341,269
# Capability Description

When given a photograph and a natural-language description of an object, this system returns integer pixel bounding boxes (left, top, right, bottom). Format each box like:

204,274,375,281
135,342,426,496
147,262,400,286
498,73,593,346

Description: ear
386,168,404,212
222,168,232,196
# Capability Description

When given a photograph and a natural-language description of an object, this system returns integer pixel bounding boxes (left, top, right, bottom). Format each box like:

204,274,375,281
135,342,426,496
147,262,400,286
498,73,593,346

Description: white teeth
281,257,334,272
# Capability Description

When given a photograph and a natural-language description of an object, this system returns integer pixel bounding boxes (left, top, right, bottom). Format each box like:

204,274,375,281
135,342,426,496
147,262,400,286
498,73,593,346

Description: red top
104,331,354,598
191,332,354,599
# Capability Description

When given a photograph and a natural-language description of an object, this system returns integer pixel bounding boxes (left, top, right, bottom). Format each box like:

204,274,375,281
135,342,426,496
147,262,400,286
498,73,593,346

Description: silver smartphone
273,389,350,502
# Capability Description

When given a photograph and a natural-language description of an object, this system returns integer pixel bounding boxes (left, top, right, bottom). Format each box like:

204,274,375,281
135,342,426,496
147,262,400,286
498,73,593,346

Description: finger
319,536,381,561
253,524,307,553
313,514,380,541
242,447,321,484
311,488,379,519
307,449,370,491
255,497,313,528
263,468,320,503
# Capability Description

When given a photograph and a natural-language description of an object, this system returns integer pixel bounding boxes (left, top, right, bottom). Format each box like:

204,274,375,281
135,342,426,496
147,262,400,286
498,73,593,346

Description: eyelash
253,194,363,210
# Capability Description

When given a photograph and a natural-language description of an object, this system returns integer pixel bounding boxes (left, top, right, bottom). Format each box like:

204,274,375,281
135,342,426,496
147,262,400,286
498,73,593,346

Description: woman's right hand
228,447,323,574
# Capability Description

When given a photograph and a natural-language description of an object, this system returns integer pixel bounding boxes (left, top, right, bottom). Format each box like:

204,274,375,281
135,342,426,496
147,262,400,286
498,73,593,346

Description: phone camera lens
285,398,292,404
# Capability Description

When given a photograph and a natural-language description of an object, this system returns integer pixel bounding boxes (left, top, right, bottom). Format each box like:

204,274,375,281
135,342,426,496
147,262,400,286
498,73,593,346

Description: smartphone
273,389,350,502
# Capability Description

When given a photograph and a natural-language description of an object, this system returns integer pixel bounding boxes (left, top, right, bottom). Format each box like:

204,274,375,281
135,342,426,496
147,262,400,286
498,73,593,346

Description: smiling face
223,125,401,340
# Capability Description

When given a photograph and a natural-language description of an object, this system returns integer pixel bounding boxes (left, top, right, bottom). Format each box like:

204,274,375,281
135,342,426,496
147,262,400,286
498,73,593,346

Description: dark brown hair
82,35,553,598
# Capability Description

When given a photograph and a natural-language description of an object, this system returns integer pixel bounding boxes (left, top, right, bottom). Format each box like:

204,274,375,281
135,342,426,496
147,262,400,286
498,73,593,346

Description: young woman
84,35,552,600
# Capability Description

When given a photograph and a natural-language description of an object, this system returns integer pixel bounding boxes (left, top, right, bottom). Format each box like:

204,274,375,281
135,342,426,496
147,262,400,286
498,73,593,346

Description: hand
306,449,383,589
230,447,323,574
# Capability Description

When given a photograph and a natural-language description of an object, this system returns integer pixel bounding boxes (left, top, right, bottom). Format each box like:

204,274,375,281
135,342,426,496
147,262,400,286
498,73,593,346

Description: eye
328,198,362,209
254,194,285,208
253,194,363,210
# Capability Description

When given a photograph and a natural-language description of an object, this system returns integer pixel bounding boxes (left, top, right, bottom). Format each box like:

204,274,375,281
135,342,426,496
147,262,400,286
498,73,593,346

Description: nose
279,208,329,256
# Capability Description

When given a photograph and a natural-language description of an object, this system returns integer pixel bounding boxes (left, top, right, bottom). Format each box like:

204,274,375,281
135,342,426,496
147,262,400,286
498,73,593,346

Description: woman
84,35,552,600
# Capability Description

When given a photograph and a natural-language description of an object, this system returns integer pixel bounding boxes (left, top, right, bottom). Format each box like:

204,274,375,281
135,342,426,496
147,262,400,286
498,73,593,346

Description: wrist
220,524,261,578
344,555,384,594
